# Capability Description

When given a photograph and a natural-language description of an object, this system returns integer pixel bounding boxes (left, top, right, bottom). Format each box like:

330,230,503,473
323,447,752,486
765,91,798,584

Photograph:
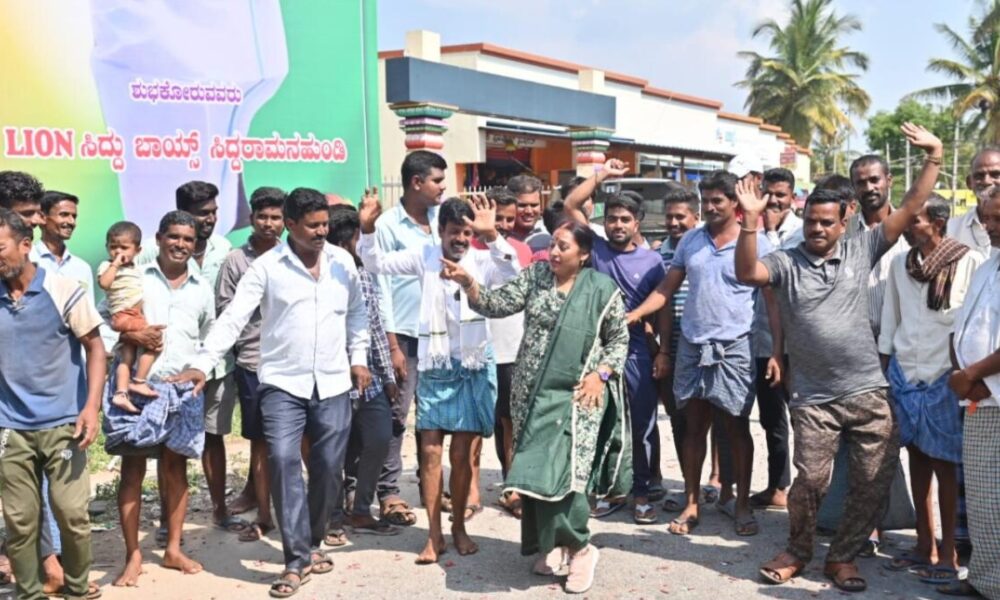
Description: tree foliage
908,0,1000,143
737,0,870,148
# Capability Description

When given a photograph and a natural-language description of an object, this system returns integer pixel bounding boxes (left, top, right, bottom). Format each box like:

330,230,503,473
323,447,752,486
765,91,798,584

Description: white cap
728,153,763,178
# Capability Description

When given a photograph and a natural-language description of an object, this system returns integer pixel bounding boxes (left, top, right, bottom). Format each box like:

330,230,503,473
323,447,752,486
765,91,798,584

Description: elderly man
945,184,1000,599
878,194,983,581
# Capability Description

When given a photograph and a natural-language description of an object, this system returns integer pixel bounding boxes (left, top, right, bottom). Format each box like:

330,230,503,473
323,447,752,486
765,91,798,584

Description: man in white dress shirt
171,188,370,596
948,147,1000,259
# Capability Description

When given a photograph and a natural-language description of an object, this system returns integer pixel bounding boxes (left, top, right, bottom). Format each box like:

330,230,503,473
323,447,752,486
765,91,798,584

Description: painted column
391,102,456,152
569,127,614,177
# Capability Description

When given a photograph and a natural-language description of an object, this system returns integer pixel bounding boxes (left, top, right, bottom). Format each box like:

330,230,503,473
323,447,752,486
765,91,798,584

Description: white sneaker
565,545,599,594
532,547,568,576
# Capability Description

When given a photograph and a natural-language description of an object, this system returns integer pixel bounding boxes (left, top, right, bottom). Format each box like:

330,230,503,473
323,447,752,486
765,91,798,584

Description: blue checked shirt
352,269,396,403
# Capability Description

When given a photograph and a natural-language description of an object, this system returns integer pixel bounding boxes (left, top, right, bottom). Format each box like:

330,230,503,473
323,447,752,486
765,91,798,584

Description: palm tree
908,1,1000,143
736,0,870,147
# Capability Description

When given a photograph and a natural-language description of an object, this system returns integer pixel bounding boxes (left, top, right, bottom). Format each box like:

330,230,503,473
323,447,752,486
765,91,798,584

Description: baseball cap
728,153,763,179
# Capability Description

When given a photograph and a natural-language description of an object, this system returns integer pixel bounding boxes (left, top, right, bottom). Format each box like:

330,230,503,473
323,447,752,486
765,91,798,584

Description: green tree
908,1,1000,143
737,0,871,147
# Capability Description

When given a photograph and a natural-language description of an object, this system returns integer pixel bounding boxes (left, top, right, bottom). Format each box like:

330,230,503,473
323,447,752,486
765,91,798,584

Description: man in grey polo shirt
734,123,942,593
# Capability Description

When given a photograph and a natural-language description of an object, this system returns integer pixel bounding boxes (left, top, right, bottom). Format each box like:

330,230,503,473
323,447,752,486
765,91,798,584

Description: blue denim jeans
259,385,351,572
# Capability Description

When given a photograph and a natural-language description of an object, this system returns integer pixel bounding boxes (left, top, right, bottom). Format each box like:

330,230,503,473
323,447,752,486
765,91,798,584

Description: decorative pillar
391,102,456,152
569,127,614,177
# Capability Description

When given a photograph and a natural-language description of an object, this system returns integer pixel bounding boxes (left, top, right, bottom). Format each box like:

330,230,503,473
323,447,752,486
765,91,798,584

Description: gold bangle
925,156,942,165
740,226,759,234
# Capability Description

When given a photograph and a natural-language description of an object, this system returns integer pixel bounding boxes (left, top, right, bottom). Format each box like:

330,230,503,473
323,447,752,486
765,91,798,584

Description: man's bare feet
113,550,144,587
111,390,141,414
127,380,159,398
415,536,447,565
452,527,479,556
162,549,203,574
750,488,788,509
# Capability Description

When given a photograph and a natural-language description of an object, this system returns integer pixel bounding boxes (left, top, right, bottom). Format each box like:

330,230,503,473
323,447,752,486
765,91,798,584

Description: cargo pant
786,389,898,564
0,424,92,600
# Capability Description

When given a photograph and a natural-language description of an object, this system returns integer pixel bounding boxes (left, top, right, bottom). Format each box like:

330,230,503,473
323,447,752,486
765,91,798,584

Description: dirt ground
0,408,949,600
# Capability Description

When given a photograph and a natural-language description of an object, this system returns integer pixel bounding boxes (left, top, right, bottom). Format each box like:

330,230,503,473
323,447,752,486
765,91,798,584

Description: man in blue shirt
629,171,781,538
0,208,107,600
374,151,445,526
564,160,668,524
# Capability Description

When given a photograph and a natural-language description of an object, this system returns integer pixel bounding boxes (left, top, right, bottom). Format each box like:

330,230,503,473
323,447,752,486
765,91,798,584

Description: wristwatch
597,367,612,382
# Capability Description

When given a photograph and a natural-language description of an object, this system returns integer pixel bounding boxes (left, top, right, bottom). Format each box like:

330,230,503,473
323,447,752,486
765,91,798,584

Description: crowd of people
0,120,999,599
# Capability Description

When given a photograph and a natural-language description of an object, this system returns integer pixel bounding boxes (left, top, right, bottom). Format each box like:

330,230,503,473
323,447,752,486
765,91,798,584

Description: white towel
417,249,490,371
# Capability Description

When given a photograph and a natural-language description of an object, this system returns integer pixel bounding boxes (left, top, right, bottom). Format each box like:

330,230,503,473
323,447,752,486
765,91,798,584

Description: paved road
65,410,944,599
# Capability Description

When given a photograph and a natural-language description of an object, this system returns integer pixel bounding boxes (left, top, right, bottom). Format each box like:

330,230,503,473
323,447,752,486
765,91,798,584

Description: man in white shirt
878,194,983,579
137,181,241,538
358,195,520,565
172,188,370,595
948,147,1000,259
946,185,1000,599
106,211,215,586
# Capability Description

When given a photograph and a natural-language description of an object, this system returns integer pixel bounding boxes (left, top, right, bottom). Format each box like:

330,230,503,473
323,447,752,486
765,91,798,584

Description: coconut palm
736,0,870,147
908,1,1000,143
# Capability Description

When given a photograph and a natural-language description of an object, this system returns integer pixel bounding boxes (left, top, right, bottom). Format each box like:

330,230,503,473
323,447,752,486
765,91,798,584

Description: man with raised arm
733,123,942,594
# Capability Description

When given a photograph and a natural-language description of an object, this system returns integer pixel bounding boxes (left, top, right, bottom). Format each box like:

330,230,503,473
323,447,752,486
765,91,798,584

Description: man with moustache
563,159,668,524
626,171,781,537
507,174,549,252
136,181,242,539
0,208,107,600
358,195,520,565
736,123,941,592
945,185,1000,599
105,211,214,586
171,188,370,595
948,147,1000,258
214,187,286,542
374,151,446,528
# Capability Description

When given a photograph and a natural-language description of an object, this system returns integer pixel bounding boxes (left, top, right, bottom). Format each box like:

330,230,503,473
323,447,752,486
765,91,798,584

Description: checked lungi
963,405,1000,599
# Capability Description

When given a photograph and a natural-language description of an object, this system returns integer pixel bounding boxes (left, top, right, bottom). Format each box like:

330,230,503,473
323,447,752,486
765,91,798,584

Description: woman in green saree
441,221,630,594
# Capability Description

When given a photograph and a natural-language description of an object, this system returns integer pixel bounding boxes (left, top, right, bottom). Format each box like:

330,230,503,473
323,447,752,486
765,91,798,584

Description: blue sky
379,0,982,151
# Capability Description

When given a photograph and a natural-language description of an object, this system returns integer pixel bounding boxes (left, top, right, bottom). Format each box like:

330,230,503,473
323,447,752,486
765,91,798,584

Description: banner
0,0,380,267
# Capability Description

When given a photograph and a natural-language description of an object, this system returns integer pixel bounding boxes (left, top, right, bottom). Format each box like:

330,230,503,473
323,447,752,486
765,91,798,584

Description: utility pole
952,119,960,213
905,139,912,189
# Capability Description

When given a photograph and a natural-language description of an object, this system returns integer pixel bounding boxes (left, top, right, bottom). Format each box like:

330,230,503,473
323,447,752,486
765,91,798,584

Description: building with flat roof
378,30,811,200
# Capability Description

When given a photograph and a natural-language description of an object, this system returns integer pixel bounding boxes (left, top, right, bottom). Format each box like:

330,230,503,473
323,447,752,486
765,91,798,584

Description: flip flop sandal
634,504,658,524
323,527,348,547
759,552,805,585
497,493,524,519
937,580,983,597
824,561,867,592
662,492,685,513
309,551,334,575
46,582,103,599
346,520,400,536
700,485,721,504
915,566,960,584
449,504,483,523
215,514,251,534
590,500,625,519
667,516,699,535
381,500,417,526
749,491,786,510
735,513,759,536
648,484,667,503
269,570,311,598
238,522,275,543
155,526,168,547
441,491,453,514
884,552,931,572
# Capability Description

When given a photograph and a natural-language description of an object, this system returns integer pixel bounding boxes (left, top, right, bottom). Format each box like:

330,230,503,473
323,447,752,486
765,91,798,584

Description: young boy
98,221,158,411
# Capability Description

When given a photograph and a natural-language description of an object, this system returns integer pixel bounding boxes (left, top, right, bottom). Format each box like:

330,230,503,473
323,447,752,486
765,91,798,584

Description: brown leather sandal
759,552,805,584
823,561,866,592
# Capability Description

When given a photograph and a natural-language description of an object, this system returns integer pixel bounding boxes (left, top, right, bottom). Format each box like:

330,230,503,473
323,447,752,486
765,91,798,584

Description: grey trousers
260,386,351,572
377,334,419,501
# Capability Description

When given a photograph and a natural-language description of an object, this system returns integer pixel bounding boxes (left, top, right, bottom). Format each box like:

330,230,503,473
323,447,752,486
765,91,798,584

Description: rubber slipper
590,499,625,519
667,516,698,535
937,580,983,597
346,520,399,536
238,522,275,542
735,513,759,536
884,552,931,572
323,527,348,547
662,492,685,513
715,498,736,519
700,485,721,504
634,503,658,524
448,504,483,523
214,514,251,534
914,565,960,584
269,570,310,598
309,551,334,575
